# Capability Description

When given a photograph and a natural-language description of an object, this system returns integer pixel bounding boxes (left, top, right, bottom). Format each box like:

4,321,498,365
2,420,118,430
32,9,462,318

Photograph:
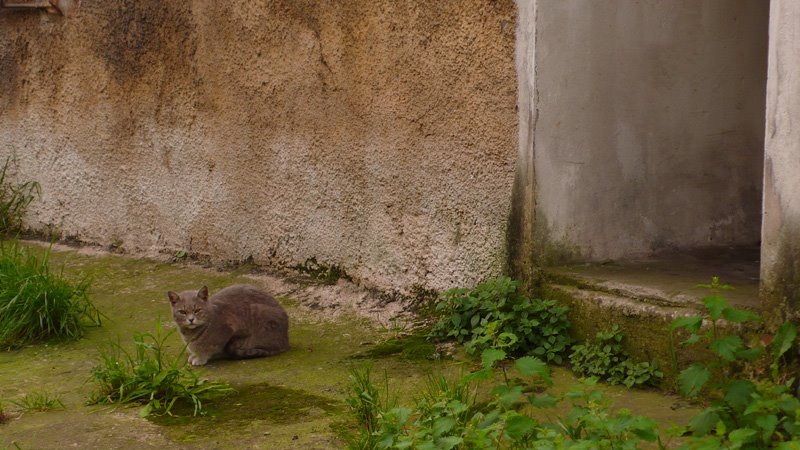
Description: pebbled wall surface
0,0,518,292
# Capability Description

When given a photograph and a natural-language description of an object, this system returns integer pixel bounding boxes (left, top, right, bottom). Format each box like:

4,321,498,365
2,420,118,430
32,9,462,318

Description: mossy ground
0,243,697,449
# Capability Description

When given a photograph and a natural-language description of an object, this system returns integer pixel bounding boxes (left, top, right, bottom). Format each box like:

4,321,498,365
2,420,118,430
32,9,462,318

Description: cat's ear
168,291,180,306
198,286,209,301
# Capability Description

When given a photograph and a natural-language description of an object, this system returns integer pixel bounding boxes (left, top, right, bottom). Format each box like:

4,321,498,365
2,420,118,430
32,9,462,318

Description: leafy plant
670,277,800,448
0,155,40,234
88,326,233,417
550,378,662,448
431,276,571,363
569,325,663,387
343,349,662,450
0,241,100,349
11,391,64,412
345,367,390,441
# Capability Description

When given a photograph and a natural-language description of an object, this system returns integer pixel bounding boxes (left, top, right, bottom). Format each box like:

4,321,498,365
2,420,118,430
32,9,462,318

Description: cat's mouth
183,322,202,329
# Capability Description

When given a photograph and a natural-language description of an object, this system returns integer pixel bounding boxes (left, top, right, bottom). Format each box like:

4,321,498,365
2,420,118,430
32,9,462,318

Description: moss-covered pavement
0,243,696,449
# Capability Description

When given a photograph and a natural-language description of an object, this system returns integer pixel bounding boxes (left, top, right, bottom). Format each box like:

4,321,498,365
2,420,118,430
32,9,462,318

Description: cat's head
167,286,210,329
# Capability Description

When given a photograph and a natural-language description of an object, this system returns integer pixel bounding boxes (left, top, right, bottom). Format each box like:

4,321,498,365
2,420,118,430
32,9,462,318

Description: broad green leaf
716,420,726,436
724,380,756,412
736,347,764,362
416,441,437,450
528,393,559,409
702,295,728,320
481,348,506,369
670,315,703,332
505,413,537,439
728,428,757,447
684,436,723,450
755,414,778,444
710,335,744,362
722,307,760,324
629,417,659,442
464,367,492,382
771,322,797,360
437,436,463,450
492,384,523,409
515,356,551,384
688,408,720,435
432,416,456,437
679,364,710,397
682,333,703,346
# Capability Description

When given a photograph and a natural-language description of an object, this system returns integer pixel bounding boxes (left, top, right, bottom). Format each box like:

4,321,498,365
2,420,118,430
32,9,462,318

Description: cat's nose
188,317,194,323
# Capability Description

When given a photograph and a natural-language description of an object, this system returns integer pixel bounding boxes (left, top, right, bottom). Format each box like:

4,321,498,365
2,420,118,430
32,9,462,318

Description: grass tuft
88,325,234,417
11,391,65,412
0,241,99,349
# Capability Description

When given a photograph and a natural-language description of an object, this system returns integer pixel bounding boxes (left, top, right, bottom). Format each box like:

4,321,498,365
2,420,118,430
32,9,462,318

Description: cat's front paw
188,355,208,366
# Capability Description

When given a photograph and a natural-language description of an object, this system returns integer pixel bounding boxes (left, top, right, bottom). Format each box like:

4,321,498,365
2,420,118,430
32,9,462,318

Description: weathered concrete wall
762,0,800,317
0,0,518,292
515,0,768,264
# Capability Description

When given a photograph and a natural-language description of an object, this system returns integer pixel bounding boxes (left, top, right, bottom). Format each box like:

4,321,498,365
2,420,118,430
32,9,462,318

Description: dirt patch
29,239,415,328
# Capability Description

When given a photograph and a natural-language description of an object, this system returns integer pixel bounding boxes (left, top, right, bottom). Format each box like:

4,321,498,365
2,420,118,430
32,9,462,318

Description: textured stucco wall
762,0,800,316
517,0,768,263
0,0,518,292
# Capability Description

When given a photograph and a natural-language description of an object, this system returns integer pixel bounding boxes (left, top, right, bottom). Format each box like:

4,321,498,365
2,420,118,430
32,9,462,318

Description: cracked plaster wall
0,0,518,292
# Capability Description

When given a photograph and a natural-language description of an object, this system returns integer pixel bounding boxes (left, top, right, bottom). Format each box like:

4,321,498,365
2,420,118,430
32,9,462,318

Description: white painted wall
762,0,800,311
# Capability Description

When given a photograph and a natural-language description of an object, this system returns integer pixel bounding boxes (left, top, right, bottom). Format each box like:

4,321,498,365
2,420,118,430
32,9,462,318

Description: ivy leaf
679,363,710,397
771,322,798,360
515,356,551,384
710,335,744,362
702,296,728,321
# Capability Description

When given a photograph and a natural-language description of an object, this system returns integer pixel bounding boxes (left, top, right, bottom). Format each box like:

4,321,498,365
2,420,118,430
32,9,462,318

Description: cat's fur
168,284,289,366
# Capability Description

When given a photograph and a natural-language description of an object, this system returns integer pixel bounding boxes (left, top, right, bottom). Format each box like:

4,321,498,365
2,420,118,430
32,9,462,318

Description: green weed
11,391,64,412
343,350,661,449
0,155,40,234
0,241,99,349
669,277,800,448
569,325,663,388
88,325,234,417
431,276,571,363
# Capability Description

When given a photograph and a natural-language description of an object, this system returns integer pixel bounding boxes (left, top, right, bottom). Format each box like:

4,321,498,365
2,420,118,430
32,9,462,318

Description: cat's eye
178,310,187,314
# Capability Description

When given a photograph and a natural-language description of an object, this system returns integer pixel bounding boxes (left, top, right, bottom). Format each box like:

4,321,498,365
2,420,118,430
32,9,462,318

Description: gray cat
167,284,289,366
